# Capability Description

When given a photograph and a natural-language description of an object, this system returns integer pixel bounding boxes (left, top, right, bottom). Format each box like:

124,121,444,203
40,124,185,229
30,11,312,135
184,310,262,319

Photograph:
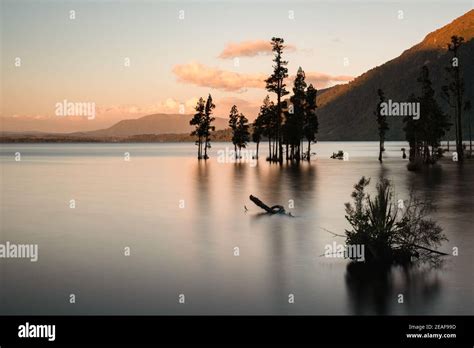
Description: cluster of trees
403,66,451,166
191,37,469,166
190,94,215,159
375,36,469,168
252,96,274,160
190,37,319,163
375,65,451,167
257,38,319,163
228,105,250,158
442,35,471,162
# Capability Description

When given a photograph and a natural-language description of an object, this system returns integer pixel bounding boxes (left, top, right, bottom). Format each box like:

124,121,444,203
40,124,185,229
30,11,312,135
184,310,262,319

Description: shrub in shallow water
344,177,447,265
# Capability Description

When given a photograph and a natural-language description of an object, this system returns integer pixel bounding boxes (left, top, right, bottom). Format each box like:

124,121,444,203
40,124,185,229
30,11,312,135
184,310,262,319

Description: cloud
218,40,296,59
172,61,266,92
303,72,353,89
96,97,200,117
1,98,202,133
102,97,262,120
214,96,261,120
172,61,353,92
96,97,261,121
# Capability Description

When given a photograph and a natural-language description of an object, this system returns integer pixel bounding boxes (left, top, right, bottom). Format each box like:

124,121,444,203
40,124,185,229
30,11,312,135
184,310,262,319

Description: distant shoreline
0,138,406,144
2,137,463,144
0,132,410,143
0,131,464,144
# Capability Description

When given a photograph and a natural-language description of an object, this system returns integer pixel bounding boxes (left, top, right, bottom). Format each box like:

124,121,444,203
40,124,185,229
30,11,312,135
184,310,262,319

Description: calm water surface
1,142,473,315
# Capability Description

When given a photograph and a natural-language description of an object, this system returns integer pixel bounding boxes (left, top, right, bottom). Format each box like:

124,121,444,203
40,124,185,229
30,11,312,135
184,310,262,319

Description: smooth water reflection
0,143,473,314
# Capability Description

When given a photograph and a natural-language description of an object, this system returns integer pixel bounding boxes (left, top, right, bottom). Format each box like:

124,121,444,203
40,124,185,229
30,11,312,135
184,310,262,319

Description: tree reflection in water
345,261,442,315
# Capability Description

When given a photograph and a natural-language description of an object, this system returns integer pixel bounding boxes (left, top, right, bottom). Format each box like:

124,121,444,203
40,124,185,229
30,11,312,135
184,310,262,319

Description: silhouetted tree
265,37,289,163
190,97,206,159
303,84,318,160
257,95,276,161
403,93,422,165
202,94,216,159
252,112,264,159
466,101,472,155
441,84,453,151
444,35,465,162
235,113,250,157
286,67,306,161
345,177,447,265
228,105,239,156
375,89,389,163
404,66,450,168
420,67,451,162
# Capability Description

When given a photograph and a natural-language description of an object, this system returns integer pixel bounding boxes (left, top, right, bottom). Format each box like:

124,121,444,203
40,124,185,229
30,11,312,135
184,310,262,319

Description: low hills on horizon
2,10,473,143
73,113,229,138
0,114,232,143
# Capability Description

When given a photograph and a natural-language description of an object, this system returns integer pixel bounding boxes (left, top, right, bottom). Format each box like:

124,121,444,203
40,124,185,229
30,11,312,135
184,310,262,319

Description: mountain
77,113,228,137
317,10,474,141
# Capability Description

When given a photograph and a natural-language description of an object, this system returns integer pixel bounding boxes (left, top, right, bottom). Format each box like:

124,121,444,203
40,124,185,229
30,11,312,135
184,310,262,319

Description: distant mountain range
1,10,473,143
73,114,228,137
0,114,230,142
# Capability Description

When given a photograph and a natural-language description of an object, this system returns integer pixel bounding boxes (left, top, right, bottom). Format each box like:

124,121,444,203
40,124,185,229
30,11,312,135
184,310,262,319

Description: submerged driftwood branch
249,195,286,214
322,228,449,257
320,227,346,238
410,244,449,256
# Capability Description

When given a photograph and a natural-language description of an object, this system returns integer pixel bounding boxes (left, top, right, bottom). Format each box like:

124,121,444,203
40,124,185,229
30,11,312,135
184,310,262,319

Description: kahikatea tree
255,95,276,161
404,66,450,169
303,84,318,161
286,67,306,162
375,89,389,163
228,105,239,156
265,37,289,163
443,36,465,162
202,94,216,160
466,101,472,155
190,95,215,160
190,97,206,159
235,113,250,158
252,110,265,159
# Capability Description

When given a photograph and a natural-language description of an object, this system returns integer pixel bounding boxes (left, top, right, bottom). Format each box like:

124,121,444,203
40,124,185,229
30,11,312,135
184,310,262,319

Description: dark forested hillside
317,10,474,140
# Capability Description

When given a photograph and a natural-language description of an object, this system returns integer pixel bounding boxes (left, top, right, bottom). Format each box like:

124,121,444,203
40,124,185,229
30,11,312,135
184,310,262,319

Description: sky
1,0,472,132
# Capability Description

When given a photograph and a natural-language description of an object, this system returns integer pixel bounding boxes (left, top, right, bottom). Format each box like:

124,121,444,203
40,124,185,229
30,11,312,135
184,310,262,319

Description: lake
0,142,473,315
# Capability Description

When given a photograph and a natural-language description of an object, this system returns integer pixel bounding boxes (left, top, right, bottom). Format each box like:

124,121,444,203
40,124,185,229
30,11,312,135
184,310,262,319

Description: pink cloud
95,97,199,117
172,61,266,92
302,72,353,89
1,98,202,133
214,96,261,120
218,40,297,59
172,62,353,92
